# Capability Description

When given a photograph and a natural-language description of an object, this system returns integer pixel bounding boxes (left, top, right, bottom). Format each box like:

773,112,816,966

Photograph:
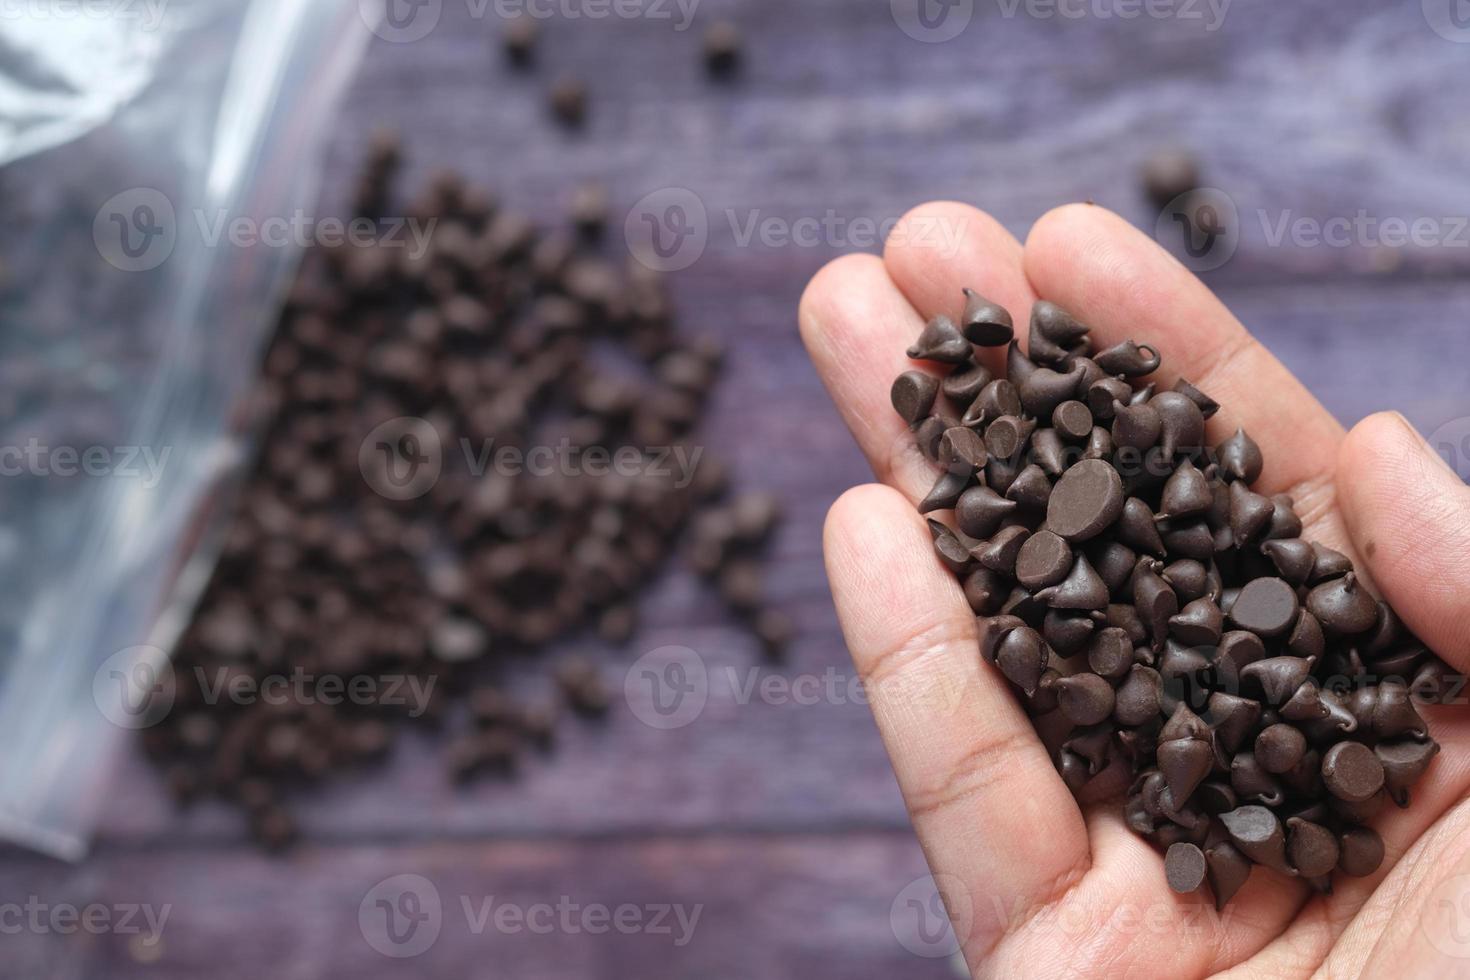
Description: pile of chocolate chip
143,135,786,849
892,292,1447,905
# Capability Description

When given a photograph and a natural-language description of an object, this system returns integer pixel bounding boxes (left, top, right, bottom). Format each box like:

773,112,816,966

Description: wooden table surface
6,1,1470,977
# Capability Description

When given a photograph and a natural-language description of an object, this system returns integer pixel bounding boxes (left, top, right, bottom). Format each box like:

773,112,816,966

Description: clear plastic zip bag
0,0,374,858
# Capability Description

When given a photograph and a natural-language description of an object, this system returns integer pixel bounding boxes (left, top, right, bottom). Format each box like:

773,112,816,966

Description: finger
1023,204,1346,536
797,253,940,500
1336,411,1470,663
881,201,1037,369
823,483,1088,960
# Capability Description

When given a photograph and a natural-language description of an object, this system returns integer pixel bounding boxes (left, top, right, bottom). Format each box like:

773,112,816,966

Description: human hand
799,201,1470,978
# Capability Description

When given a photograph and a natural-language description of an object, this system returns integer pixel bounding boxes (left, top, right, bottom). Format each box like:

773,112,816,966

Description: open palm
799,201,1470,978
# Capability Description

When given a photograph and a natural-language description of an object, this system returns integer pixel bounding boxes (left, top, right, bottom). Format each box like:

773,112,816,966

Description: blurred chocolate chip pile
142,133,785,849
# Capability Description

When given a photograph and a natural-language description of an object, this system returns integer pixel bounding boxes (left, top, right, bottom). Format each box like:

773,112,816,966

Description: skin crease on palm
798,201,1470,979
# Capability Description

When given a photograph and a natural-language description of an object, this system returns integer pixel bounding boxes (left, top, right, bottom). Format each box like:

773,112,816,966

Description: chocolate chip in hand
960,288,1014,346
891,370,939,424
1047,459,1125,542
895,291,1439,904
907,314,972,364
1321,741,1385,802
1165,841,1208,894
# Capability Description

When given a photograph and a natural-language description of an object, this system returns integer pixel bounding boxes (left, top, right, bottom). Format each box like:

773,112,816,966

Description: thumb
1337,411,1470,664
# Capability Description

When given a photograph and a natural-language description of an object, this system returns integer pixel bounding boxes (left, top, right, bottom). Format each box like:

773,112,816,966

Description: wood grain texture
10,0,1470,977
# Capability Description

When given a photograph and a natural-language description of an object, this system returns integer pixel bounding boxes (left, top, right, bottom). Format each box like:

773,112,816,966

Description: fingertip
797,252,888,351
1339,411,1470,659
883,200,1031,324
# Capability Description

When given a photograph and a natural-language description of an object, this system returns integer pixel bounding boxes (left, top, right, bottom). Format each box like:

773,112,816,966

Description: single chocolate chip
962,566,1006,614
1306,572,1378,636
1336,827,1384,877
502,14,539,67
1030,428,1070,478
1114,664,1163,726
1053,400,1094,441
1037,555,1110,611
907,314,972,364
1158,731,1213,803
1142,148,1201,209
1208,692,1262,753
1172,378,1219,420
1375,739,1440,807
1205,841,1252,909
960,289,1014,346
1117,497,1166,557
550,76,588,127
918,468,971,514
1218,428,1263,484
1286,818,1340,878
938,426,988,474
1133,560,1179,649
1020,363,1087,419
1261,539,1316,586
970,379,1023,424
1255,723,1307,774
1231,752,1285,807
1055,672,1115,726
1229,480,1275,546
1088,627,1134,679
1043,610,1096,657
1016,530,1074,590
973,525,1031,575
703,20,742,76
1111,399,1162,451
1094,340,1161,378
942,361,993,405
1004,464,1053,511
1169,597,1223,646
1220,805,1291,874
995,626,1049,696
1321,741,1385,802
1166,842,1208,894
1152,391,1206,458
891,370,939,424
984,415,1037,460
1159,459,1213,519
1047,459,1125,543
955,485,1017,538
1229,578,1299,638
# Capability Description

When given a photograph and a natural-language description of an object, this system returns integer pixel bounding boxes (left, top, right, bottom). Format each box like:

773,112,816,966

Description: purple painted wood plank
0,834,957,980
